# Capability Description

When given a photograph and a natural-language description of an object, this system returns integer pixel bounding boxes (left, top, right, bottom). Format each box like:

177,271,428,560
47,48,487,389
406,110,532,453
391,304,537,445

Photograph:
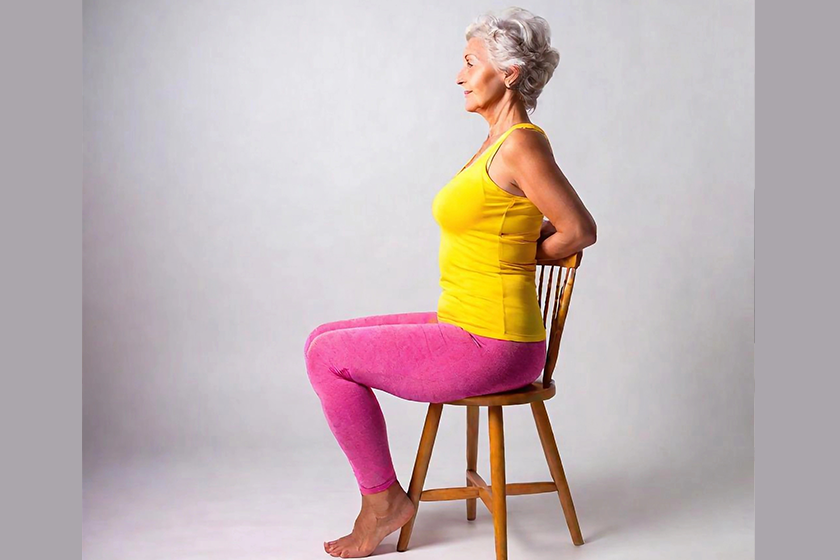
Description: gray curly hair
465,7,561,114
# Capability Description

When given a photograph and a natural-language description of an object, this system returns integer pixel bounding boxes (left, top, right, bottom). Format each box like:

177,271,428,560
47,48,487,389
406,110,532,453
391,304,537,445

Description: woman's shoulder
499,125,555,166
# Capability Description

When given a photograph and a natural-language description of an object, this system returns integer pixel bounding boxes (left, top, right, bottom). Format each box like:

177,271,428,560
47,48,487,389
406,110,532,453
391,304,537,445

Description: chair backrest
535,251,584,389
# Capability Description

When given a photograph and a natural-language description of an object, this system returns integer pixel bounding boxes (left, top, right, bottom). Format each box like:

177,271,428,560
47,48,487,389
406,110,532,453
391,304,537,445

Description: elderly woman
305,7,596,558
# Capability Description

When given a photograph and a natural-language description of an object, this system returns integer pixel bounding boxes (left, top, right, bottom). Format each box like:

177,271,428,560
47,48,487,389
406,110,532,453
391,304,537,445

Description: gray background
83,0,754,558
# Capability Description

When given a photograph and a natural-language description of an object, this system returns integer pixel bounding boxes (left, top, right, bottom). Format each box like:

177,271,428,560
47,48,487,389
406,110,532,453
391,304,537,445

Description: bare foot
323,482,416,558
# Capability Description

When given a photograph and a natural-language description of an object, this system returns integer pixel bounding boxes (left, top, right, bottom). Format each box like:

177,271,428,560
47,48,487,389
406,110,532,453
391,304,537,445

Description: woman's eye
466,62,473,68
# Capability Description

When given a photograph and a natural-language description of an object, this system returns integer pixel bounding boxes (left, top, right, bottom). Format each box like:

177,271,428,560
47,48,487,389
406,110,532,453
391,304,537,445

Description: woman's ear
504,65,521,88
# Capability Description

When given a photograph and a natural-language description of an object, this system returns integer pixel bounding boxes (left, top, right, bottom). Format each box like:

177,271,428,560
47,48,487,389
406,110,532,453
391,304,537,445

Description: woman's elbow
577,221,597,248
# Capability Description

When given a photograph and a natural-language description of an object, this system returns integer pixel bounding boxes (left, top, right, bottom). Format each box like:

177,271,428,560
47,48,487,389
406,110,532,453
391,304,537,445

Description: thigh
305,321,545,403
305,311,437,355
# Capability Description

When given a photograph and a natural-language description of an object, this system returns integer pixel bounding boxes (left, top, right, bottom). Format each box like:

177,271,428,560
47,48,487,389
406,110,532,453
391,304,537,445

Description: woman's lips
464,91,471,96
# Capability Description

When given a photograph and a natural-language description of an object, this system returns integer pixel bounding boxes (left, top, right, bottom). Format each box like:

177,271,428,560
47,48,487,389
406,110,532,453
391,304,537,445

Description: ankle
362,484,405,515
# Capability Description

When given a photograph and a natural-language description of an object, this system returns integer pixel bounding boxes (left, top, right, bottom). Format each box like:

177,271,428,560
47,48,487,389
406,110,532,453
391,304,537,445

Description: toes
325,540,341,555
328,542,347,557
333,543,370,559
327,542,353,558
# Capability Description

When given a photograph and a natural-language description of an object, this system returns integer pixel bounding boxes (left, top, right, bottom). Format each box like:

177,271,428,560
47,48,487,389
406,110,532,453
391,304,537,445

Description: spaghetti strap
484,123,546,171
457,123,547,176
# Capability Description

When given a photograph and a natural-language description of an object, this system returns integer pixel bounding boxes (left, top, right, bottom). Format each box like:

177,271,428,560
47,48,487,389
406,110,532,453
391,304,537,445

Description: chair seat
445,380,556,406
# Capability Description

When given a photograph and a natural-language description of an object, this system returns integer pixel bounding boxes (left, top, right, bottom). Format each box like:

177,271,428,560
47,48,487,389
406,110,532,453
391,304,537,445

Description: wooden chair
396,251,586,559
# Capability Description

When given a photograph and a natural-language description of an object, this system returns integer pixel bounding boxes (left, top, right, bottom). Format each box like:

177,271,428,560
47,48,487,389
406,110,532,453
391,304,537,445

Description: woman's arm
537,218,595,261
504,130,597,260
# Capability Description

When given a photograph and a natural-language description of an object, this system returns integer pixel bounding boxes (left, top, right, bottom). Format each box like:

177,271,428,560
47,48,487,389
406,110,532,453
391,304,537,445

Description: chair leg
397,402,444,552
466,405,479,521
488,405,508,560
530,400,585,546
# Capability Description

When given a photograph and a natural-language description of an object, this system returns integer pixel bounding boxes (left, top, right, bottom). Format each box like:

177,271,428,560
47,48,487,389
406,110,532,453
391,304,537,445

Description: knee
304,323,330,357
304,332,353,392
304,331,331,380
304,330,316,357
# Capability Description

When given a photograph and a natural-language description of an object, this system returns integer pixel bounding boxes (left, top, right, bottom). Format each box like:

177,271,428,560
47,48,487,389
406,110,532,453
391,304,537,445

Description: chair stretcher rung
420,480,558,502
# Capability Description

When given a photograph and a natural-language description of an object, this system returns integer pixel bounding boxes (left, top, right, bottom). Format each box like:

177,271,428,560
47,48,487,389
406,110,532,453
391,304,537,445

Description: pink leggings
303,311,546,495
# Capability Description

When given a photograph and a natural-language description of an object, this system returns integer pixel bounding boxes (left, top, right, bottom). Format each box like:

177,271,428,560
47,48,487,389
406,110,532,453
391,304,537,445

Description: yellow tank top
432,122,547,342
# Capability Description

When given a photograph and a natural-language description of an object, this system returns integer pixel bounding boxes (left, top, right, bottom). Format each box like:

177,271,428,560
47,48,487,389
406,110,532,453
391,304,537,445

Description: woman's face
457,37,509,112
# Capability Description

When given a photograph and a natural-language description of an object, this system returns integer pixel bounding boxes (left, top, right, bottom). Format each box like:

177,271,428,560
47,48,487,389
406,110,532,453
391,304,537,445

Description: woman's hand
536,218,559,261
538,218,557,242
